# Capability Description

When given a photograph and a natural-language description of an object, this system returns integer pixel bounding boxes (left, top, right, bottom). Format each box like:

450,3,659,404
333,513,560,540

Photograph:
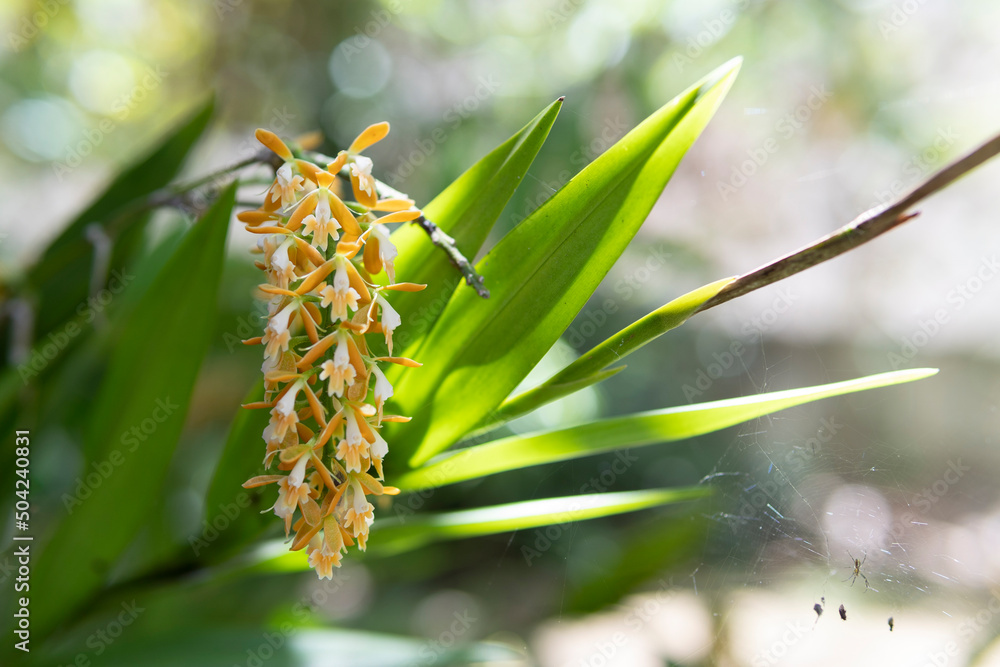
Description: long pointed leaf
27,184,235,641
390,98,564,354
247,487,707,568
481,277,735,433
397,368,938,490
391,59,742,468
371,487,709,555
24,98,215,343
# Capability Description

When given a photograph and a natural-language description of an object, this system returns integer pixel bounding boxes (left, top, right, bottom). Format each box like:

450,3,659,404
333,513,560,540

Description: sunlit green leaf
397,368,938,490
389,98,564,355
28,183,235,641
390,59,742,469
480,277,735,433
371,487,710,555
246,487,708,567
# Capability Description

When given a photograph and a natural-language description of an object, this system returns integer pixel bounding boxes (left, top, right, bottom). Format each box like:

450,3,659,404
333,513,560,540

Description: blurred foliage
2,1,1000,666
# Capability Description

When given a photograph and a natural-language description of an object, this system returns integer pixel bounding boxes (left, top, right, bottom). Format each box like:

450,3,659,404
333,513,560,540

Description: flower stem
696,131,1000,314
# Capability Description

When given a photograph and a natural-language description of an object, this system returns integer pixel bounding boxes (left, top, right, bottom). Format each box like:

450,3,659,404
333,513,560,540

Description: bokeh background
3,0,1000,665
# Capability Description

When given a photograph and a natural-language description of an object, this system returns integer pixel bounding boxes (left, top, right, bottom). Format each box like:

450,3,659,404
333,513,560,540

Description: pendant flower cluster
240,123,423,578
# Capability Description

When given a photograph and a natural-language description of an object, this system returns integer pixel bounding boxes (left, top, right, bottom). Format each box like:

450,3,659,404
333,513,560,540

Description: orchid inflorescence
239,123,424,578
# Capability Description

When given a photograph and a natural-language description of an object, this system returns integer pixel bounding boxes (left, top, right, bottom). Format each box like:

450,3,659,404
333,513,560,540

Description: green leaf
28,183,235,641
480,276,735,433
39,628,521,667
397,368,938,490
391,59,742,469
389,98,564,354
198,381,275,562
24,98,215,344
371,487,709,555
246,487,708,568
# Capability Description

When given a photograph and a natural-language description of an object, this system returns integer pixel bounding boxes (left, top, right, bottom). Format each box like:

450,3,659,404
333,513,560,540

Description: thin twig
372,178,490,298
696,131,1000,314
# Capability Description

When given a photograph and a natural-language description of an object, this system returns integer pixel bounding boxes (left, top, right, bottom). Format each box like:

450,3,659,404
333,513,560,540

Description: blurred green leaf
396,368,939,490
389,97,564,356
38,628,522,667
480,276,735,433
198,380,275,562
391,59,742,469
566,512,708,614
28,183,234,641
24,97,215,344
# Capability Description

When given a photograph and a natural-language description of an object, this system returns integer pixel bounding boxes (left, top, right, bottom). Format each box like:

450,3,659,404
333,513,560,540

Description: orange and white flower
268,162,305,209
336,406,370,473
370,364,393,421
266,238,297,289
269,381,302,440
262,302,297,363
319,257,360,321
301,191,340,250
342,476,375,545
307,538,342,579
375,293,401,353
370,223,398,280
318,332,356,397
369,429,389,479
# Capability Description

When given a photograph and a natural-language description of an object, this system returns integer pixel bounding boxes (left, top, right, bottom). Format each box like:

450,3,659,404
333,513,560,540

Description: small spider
844,551,870,591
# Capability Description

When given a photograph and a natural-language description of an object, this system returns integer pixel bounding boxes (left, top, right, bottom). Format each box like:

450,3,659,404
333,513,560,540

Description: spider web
678,329,995,666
